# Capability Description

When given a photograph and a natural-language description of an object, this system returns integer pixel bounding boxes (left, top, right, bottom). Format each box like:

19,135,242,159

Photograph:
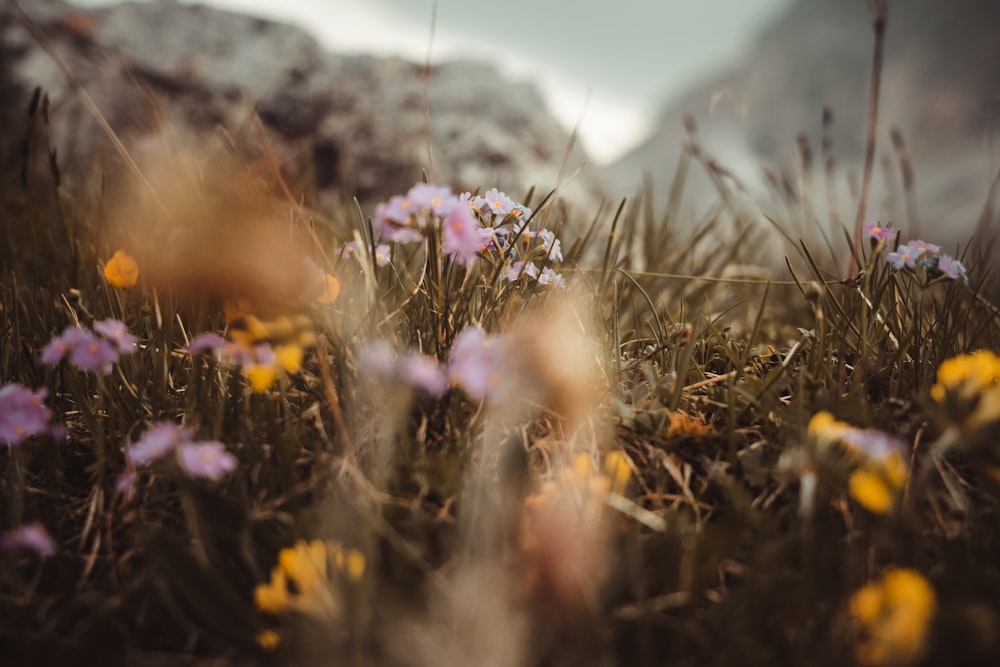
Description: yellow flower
849,567,936,666
274,344,304,373
103,250,139,287
603,450,632,494
246,364,278,392
344,549,366,582
317,274,340,304
278,539,328,595
931,350,1000,428
807,411,850,444
255,629,281,651
253,566,290,613
848,451,908,514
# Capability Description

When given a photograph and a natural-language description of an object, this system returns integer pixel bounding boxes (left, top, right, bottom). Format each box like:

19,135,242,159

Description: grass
3,11,1000,667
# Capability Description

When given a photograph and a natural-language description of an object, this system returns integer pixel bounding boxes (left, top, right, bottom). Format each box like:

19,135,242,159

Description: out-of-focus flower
442,206,482,266
408,183,458,216
93,319,137,352
317,274,340,304
448,326,511,402
104,249,139,287
537,267,565,288
402,354,449,397
849,567,935,666
115,471,137,501
482,188,515,217
503,261,540,282
887,245,916,270
176,441,237,481
255,630,281,651
537,229,563,262
359,340,397,378
0,384,53,445
863,223,897,242
807,411,850,444
907,239,941,255
127,422,194,465
0,523,56,557
42,322,136,374
930,349,1000,429
254,539,365,619
935,254,967,283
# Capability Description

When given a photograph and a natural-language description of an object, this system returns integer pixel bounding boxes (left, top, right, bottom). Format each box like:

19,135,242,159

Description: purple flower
0,384,52,445
937,254,968,283
188,332,230,356
69,337,119,374
887,245,916,270
177,441,237,481
459,192,487,215
448,327,510,402
0,523,56,558
115,471,138,501
376,197,424,243
127,422,194,465
41,327,90,365
94,319,137,353
862,223,897,242
503,261,540,282
907,239,941,255
538,267,566,288
359,340,397,378
408,183,459,217
482,188,515,217
342,241,392,267
442,206,482,266
402,354,448,396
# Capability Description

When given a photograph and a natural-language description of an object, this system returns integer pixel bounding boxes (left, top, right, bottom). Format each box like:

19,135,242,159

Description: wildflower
459,191,487,215
537,267,566,288
359,340,397,378
511,203,532,220
93,319,137,353
103,249,139,287
246,363,279,392
255,630,281,651
807,410,850,444
906,239,941,255
448,326,511,402
401,354,449,396
176,441,238,481
537,229,563,262
887,245,915,270
254,539,364,619
849,568,935,666
441,205,482,266
187,332,231,356
317,274,340,304
863,223,897,242
341,241,391,267
935,254,967,283
503,261,539,282
127,422,194,465
482,187,515,217
42,322,135,374
115,471,137,501
408,183,458,216
344,548,366,582
0,523,56,557
930,349,1000,429
376,195,423,243
0,384,53,446
603,450,632,494
254,566,291,613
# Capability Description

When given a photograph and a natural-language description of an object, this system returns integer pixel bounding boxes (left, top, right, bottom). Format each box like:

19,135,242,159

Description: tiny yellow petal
103,250,139,288
254,567,290,613
604,450,632,492
255,629,281,651
275,344,304,373
849,469,894,514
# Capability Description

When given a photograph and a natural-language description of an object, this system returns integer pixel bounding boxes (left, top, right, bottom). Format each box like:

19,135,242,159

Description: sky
68,0,797,163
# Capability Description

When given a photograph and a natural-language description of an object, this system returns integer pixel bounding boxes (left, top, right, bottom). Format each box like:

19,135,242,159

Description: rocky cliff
2,0,606,213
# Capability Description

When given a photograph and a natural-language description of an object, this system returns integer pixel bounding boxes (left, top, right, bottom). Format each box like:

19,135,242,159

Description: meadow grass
4,18,1000,667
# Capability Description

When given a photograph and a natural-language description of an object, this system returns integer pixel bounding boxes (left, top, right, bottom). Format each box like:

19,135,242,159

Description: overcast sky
68,0,797,162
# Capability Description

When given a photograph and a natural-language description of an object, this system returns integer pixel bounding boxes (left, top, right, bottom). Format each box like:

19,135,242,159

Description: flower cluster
253,538,365,648
42,319,137,374
863,224,967,284
0,383,61,446
125,421,237,481
189,311,315,392
340,240,391,268
849,567,936,666
808,412,908,514
930,349,1000,431
0,523,56,558
371,182,566,285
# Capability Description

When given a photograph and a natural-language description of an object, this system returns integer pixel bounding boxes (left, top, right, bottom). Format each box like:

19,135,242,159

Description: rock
2,0,607,217
607,0,1000,256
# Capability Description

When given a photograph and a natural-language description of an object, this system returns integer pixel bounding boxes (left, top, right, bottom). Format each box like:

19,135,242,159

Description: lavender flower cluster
125,421,237,482
366,183,566,287
42,319,137,374
361,326,512,403
0,383,62,445
863,224,967,284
